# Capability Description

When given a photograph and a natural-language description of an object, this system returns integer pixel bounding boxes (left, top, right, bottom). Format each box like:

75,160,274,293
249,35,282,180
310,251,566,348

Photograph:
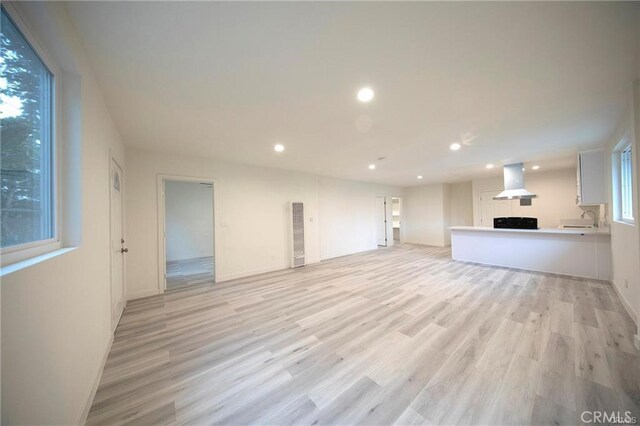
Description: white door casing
156,174,217,293
160,179,167,291
375,196,387,246
110,158,125,331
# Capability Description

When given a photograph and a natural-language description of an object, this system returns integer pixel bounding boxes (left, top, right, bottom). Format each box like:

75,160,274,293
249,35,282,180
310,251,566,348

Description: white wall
442,184,452,246
318,177,398,258
606,81,640,330
449,182,474,227
404,183,448,246
472,168,584,228
125,148,402,299
165,181,214,262
403,182,474,247
1,2,126,424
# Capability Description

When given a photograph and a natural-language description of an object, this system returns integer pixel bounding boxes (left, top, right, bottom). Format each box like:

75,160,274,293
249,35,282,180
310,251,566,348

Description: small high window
1,7,56,250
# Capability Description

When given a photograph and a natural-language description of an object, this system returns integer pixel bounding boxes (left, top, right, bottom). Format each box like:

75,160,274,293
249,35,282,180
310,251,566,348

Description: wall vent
290,202,305,268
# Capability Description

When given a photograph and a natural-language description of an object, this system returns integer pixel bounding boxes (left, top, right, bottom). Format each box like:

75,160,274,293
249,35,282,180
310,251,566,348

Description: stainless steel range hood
493,163,537,200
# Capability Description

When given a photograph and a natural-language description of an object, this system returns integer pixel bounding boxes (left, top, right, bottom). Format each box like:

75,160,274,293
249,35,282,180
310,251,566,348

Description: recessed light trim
417,175,423,179
450,143,461,151
357,87,375,103
368,164,376,170
274,144,285,152
532,165,540,170
486,164,494,169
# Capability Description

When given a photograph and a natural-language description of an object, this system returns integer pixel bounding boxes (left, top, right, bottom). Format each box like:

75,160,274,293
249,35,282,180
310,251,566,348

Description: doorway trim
156,174,218,293
375,196,388,247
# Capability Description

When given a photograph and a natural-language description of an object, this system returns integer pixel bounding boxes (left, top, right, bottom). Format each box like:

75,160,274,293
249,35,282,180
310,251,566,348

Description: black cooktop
493,217,539,230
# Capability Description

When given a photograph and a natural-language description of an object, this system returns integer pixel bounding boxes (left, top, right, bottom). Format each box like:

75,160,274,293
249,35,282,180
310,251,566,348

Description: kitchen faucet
581,209,598,227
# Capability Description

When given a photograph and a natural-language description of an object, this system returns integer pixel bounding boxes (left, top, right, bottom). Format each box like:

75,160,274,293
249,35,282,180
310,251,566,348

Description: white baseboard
128,259,323,299
77,332,114,425
216,257,322,283
217,264,289,283
611,280,638,325
320,246,379,261
127,288,161,301
403,240,447,248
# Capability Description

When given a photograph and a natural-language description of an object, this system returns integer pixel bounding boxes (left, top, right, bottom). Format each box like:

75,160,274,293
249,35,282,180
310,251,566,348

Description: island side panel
450,229,610,280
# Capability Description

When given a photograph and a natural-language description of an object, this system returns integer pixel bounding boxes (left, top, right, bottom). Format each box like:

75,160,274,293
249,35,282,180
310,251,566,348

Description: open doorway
161,179,215,291
392,197,401,243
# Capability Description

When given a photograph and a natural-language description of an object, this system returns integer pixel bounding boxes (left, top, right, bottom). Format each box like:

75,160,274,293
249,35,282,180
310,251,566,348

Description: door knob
121,248,129,253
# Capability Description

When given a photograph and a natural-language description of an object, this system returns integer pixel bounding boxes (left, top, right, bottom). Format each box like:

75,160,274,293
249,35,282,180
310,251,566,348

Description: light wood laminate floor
166,257,214,291
88,244,640,425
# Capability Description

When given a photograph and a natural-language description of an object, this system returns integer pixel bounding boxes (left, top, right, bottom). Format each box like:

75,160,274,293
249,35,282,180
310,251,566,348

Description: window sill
0,247,78,277
613,219,635,227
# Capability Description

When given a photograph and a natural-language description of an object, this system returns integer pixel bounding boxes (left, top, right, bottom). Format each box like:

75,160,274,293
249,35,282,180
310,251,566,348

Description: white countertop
450,226,610,236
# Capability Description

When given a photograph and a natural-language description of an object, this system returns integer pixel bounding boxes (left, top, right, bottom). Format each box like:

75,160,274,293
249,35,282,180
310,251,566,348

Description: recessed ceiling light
274,144,285,152
368,164,376,170
486,164,494,169
532,165,540,170
357,87,375,103
417,175,423,179
450,143,461,151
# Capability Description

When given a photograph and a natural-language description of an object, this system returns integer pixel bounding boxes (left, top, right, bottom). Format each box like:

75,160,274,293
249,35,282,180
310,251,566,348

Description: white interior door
375,196,387,246
480,190,513,227
110,158,125,331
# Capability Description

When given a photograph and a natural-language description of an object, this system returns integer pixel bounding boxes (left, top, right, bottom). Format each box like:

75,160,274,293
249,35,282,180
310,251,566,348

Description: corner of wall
76,333,114,425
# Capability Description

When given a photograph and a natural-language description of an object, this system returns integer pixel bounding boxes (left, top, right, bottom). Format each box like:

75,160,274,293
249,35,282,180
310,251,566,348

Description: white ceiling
65,1,640,186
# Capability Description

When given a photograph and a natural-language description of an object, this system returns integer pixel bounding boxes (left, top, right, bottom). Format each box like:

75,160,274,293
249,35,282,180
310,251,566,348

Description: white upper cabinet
576,149,606,205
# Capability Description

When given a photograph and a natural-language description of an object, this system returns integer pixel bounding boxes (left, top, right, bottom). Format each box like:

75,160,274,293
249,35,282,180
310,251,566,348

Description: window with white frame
1,6,56,251
620,144,634,222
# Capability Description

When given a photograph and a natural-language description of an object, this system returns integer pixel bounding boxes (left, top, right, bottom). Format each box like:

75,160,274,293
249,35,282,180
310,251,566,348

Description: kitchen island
450,226,610,280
